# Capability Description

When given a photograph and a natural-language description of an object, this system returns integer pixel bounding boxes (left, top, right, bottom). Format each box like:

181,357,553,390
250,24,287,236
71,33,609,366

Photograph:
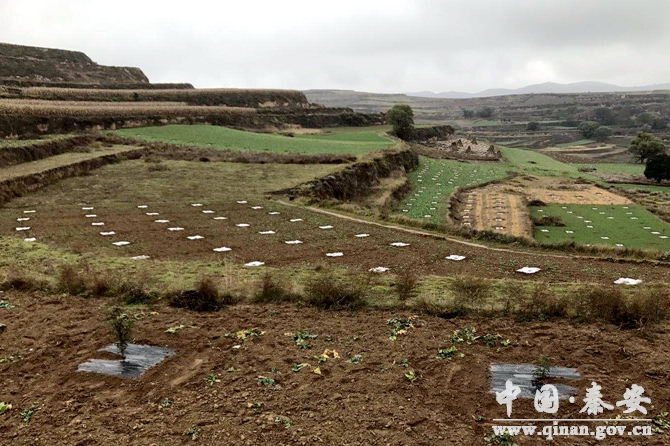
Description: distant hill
0,42,149,86
408,81,670,99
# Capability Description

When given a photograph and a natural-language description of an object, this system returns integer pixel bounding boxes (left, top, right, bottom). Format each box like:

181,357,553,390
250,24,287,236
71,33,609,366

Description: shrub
450,276,491,313
57,265,89,296
253,274,295,303
169,277,223,312
532,215,565,227
0,273,47,292
526,121,540,131
305,274,367,310
572,286,626,324
106,307,134,359
395,269,420,302
116,280,155,305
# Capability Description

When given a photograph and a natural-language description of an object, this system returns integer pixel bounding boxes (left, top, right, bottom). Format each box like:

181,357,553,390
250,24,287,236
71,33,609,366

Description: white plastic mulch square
85,214,97,218
237,200,248,204
92,222,105,226
155,220,170,223
369,267,389,273
319,225,334,230
213,247,232,252
354,234,370,238
100,231,116,236
82,207,94,210
146,213,159,216
131,255,151,260
245,261,264,267
236,224,250,228
285,240,303,245
168,227,184,231
259,231,276,235
23,210,36,214
326,252,344,257
252,206,263,210
138,205,148,209
445,255,466,261
15,227,30,231
112,241,131,246
24,237,36,242
213,217,227,220
203,210,215,214
191,203,203,207
516,267,541,274
614,278,642,285
390,242,410,247
290,219,303,222
187,235,204,240
17,218,29,222
269,212,281,215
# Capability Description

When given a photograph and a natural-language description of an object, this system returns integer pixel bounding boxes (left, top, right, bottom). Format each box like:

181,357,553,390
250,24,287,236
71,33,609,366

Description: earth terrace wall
0,135,97,168
0,108,384,137
103,134,357,165
0,148,145,205
2,87,311,108
272,148,419,202
0,80,194,90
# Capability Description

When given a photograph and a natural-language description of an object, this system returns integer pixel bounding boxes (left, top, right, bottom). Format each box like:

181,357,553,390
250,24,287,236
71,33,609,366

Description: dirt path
0,145,138,181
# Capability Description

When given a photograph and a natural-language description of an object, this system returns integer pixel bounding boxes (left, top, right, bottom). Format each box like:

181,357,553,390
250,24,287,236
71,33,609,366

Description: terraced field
115,125,394,155
532,204,670,250
394,156,509,223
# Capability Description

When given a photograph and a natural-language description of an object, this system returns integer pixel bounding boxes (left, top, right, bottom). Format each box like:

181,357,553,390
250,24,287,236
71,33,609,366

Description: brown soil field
458,185,533,238
1,160,670,285
1,291,669,445
505,176,633,205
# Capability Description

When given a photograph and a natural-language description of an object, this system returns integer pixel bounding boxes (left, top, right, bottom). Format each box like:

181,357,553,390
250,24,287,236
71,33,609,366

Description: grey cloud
1,0,668,93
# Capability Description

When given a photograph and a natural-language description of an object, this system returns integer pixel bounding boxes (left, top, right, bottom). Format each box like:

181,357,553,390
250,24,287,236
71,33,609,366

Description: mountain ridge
408,81,670,99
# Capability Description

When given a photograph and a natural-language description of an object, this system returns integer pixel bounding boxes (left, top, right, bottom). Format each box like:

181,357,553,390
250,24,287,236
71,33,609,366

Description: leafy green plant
532,355,552,385
485,433,517,445
256,376,278,388
436,346,464,360
225,328,264,343
105,307,134,359
0,301,13,309
186,427,199,440
451,328,479,344
292,363,310,373
274,416,291,429
405,370,418,383
290,331,318,349
387,316,417,341
396,358,409,368
652,411,670,433
159,398,172,408
21,406,39,422
165,324,186,334
348,355,363,364
204,373,220,386
0,402,11,415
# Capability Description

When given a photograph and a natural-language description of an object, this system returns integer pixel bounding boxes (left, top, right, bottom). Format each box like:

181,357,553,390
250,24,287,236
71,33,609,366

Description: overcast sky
2,0,669,93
